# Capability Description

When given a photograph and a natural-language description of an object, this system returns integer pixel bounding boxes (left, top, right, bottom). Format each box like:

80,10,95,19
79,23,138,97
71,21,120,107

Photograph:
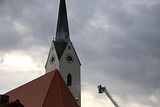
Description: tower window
68,45,70,49
67,73,72,86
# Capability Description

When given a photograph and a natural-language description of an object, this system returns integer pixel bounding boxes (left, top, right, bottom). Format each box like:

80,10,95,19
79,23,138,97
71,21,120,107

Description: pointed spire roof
5,70,79,107
54,0,70,59
56,0,70,42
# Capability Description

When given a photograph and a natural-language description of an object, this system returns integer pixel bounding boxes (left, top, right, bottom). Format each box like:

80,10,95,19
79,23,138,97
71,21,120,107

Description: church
0,0,81,107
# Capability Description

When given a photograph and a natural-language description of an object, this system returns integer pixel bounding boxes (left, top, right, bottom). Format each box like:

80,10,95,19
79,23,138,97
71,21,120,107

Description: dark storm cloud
0,0,59,51
96,1,160,88
0,0,160,106
68,0,97,36
0,0,98,51
77,0,160,106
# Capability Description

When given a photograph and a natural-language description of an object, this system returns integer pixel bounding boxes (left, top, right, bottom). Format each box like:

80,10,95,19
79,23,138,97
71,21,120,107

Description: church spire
55,0,70,42
46,0,81,105
54,0,70,59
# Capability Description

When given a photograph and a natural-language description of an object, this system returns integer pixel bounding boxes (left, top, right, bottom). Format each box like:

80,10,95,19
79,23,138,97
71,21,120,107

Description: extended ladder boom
98,85,119,107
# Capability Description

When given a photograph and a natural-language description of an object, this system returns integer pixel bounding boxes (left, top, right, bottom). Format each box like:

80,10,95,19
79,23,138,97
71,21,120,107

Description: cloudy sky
0,0,160,107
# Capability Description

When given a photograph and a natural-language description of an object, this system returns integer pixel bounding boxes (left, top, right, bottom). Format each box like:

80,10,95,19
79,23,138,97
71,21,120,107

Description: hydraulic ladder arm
98,85,119,107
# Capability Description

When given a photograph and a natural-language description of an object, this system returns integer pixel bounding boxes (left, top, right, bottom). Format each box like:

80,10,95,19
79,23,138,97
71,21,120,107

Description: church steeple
54,0,70,59
46,0,81,105
56,0,70,42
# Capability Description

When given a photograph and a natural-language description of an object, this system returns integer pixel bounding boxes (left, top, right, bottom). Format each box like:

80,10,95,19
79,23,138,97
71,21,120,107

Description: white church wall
59,41,81,105
45,42,59,73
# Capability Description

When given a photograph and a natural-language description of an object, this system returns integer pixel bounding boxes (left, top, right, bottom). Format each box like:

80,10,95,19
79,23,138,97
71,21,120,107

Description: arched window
67,73,72,86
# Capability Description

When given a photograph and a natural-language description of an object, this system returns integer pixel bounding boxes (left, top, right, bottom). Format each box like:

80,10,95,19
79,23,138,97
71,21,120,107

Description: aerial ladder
98,85,119,107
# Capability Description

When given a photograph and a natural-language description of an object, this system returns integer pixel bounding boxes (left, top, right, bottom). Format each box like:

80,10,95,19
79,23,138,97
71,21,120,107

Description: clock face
50,56,55,64
65,54,74,63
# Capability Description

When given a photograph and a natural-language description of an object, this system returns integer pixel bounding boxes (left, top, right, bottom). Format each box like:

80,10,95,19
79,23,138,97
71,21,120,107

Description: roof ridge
42,71,56,107
56,71,64,107
5,71,55,95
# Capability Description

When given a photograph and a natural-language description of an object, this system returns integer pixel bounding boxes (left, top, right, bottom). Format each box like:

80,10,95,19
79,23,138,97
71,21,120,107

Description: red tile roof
5,70,79,107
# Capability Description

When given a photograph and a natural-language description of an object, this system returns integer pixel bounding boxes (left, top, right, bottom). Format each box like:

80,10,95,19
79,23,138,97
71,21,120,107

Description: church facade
45,0,81,105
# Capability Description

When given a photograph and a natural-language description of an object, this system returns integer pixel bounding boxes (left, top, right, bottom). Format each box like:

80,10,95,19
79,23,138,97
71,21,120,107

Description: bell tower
45,0,81,106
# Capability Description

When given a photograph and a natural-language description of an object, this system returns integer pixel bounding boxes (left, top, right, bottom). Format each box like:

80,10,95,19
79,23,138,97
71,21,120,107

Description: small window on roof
68,45,71,49
67,73,72,86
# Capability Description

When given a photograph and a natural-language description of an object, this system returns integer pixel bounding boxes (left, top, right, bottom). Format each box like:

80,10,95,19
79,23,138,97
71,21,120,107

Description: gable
43,70,79,107
45,41,59,72
54,40,68,60
5,70,79,107
5,72,55,107
60,41,81,65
